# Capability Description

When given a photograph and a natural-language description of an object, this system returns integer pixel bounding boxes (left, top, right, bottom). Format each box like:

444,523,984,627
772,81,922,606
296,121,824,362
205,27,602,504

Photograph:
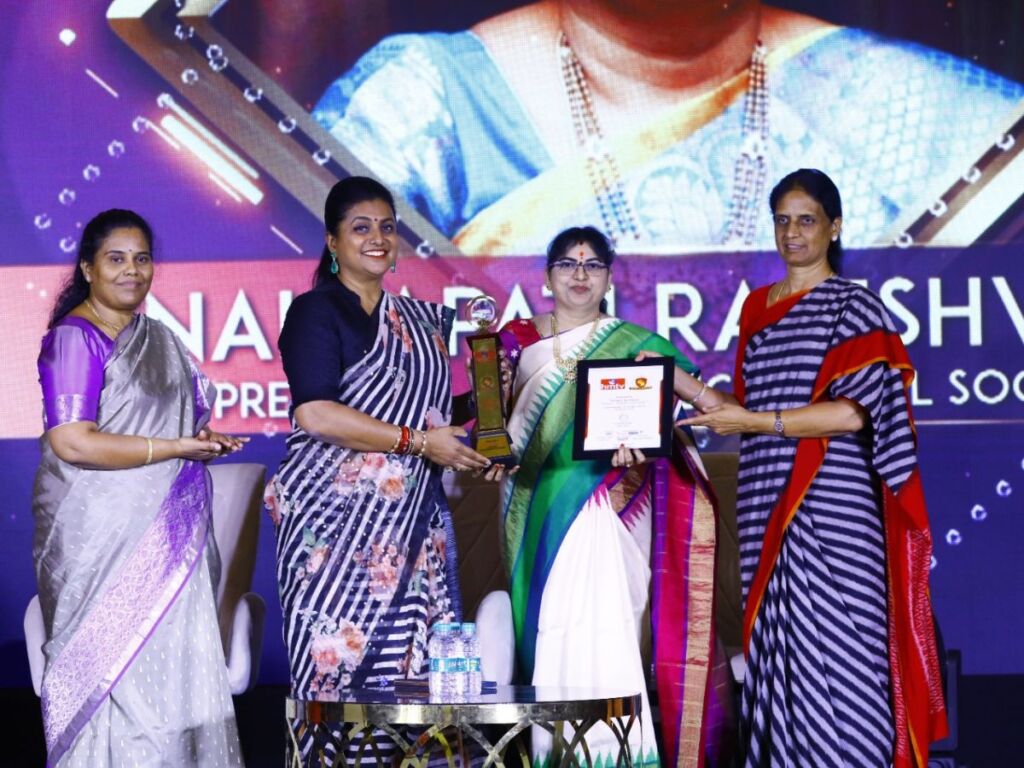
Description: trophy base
474,429,516,466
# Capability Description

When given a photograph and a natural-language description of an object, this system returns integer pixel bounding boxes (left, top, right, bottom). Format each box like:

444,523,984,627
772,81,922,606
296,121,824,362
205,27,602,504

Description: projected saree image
112,0,1024,256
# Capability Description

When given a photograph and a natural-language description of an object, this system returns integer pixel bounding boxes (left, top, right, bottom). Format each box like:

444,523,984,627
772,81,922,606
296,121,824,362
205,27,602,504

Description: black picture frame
572,357,674,461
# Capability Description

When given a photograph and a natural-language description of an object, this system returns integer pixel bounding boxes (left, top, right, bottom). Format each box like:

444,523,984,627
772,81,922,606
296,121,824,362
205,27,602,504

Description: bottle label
467,658,481,672
429,658,442,672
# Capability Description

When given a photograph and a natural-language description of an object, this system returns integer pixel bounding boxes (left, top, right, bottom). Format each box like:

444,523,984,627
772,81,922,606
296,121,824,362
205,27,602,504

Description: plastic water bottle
443,623,467,699
427,623,448,698
461,623,482,695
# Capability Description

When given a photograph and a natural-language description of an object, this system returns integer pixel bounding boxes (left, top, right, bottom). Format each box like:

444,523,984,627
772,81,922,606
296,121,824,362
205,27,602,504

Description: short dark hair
769,168,844,274
313,176,397,287
47,209,153,328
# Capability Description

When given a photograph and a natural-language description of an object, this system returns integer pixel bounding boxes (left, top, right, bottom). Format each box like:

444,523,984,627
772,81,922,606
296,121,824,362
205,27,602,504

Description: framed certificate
572,357,674,461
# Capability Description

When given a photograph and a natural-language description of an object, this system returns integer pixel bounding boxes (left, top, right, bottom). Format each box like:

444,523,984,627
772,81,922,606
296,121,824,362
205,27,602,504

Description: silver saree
33,315,243,767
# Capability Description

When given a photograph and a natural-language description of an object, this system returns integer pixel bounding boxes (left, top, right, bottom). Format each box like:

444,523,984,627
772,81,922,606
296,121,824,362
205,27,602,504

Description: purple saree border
41,461,210,766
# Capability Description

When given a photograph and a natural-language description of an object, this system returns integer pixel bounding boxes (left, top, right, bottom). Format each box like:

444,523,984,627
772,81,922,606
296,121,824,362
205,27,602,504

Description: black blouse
278,280,383,410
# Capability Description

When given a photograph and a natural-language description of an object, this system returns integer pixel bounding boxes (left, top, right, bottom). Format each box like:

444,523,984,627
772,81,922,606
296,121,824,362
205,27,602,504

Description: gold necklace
771,272,834,303
551,313,601,383
85,298,128,336
557,32,769,246
768,277,789,304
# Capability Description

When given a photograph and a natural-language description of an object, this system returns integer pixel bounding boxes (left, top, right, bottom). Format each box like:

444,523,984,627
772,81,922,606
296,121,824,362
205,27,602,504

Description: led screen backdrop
1,0,1022,684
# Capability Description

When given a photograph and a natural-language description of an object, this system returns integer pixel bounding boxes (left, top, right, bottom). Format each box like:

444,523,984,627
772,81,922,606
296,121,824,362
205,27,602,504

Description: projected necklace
557,33,769,247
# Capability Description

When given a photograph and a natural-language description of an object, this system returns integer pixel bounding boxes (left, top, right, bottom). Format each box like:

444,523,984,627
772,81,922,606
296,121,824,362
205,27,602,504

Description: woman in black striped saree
674,169,946,767
266,177,490,761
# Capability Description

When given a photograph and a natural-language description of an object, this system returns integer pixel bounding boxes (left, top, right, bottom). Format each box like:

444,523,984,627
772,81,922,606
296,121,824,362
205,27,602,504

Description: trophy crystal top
466,295,498,331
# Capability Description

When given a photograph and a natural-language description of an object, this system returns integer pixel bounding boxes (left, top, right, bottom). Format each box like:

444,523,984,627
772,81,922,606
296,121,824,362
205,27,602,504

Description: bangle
416,429,428,457
143,437,154,466
687,382,708,406
395,425,412,455
773,409,785,437
388,427,403,454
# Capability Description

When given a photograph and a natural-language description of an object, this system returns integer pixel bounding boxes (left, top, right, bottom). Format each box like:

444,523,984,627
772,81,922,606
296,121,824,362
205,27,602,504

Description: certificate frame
572,357,674,461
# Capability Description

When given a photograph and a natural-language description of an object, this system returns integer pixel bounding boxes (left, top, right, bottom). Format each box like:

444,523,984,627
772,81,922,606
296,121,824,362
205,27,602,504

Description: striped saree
267,293,460,761
500,317,726,767
734,278,947,768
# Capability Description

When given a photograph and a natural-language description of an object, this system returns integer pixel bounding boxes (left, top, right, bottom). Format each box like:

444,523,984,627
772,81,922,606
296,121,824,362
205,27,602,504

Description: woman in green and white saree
494,227,729,767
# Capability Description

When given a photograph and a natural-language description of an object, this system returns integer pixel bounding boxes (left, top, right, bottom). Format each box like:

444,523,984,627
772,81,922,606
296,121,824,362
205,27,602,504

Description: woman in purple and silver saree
266,178,490,763
32,210,245,767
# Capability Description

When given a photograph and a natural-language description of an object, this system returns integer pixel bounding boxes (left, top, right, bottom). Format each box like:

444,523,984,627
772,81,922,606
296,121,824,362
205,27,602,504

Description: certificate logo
631,377,651,390
600,378,626,390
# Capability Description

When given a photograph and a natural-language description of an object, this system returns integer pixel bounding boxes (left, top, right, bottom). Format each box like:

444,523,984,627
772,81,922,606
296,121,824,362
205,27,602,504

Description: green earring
329,251,339,275
390,259,397,274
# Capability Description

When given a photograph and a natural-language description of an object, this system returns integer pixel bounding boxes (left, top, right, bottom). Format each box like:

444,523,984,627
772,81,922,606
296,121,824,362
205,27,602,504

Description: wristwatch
774,409,785,437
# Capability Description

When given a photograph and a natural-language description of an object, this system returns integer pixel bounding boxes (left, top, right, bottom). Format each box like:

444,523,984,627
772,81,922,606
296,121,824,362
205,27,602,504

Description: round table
285,684,642,767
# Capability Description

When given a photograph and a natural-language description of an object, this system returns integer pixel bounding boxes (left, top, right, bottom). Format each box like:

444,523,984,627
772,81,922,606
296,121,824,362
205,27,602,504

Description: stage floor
3,676,1022,766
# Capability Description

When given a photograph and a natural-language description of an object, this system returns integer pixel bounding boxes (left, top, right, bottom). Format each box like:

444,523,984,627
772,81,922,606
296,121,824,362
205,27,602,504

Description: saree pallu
267,294,459,762
33,315,240,768
735,278,946,768
501,318,726,768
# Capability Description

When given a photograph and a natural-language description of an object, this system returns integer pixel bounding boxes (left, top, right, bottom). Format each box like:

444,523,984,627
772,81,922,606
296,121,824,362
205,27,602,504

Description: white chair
475,590,515,685
24,462,267,696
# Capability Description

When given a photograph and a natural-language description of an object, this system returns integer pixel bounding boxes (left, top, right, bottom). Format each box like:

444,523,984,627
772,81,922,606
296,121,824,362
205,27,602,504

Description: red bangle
395,425,412,455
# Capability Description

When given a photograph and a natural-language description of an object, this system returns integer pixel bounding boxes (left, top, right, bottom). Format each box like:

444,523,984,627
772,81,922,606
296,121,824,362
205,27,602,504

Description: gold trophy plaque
466,296,515,465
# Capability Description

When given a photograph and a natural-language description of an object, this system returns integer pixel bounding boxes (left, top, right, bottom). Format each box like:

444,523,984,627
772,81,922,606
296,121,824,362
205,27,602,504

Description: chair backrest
207,462,265,648
702,451,743,656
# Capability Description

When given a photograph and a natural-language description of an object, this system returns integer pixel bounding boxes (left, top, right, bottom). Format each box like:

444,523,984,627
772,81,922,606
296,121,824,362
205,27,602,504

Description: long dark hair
545,226,616,313
769,168,844,274
47,209,153,329
312,176,397,288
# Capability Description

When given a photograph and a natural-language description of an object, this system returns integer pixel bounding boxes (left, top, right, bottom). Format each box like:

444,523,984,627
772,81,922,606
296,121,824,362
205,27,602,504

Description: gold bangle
417,429,429,458
387,426,403,454
144,437,154,466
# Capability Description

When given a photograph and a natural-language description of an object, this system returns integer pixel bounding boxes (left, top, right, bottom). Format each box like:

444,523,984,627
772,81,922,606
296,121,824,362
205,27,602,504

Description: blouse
278,279,383,410
37,316,114,430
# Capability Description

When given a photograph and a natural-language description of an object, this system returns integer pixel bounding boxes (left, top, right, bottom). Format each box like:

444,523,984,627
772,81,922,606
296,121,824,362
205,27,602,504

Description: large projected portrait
113,0,1024,255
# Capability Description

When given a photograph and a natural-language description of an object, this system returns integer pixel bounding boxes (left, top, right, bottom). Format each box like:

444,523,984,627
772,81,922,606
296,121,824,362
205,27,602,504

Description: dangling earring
329,250,339,275
390,259,397,274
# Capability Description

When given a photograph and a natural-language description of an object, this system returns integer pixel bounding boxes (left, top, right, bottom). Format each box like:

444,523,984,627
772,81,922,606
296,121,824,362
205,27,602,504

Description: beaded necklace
557,33,769,247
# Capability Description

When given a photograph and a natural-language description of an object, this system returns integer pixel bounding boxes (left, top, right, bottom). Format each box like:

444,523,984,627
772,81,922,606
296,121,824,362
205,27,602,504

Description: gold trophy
465,295,515,465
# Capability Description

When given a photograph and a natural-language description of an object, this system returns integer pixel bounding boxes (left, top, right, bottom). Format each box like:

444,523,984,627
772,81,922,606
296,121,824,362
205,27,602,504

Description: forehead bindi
352,215,391,222
100,229,150,255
